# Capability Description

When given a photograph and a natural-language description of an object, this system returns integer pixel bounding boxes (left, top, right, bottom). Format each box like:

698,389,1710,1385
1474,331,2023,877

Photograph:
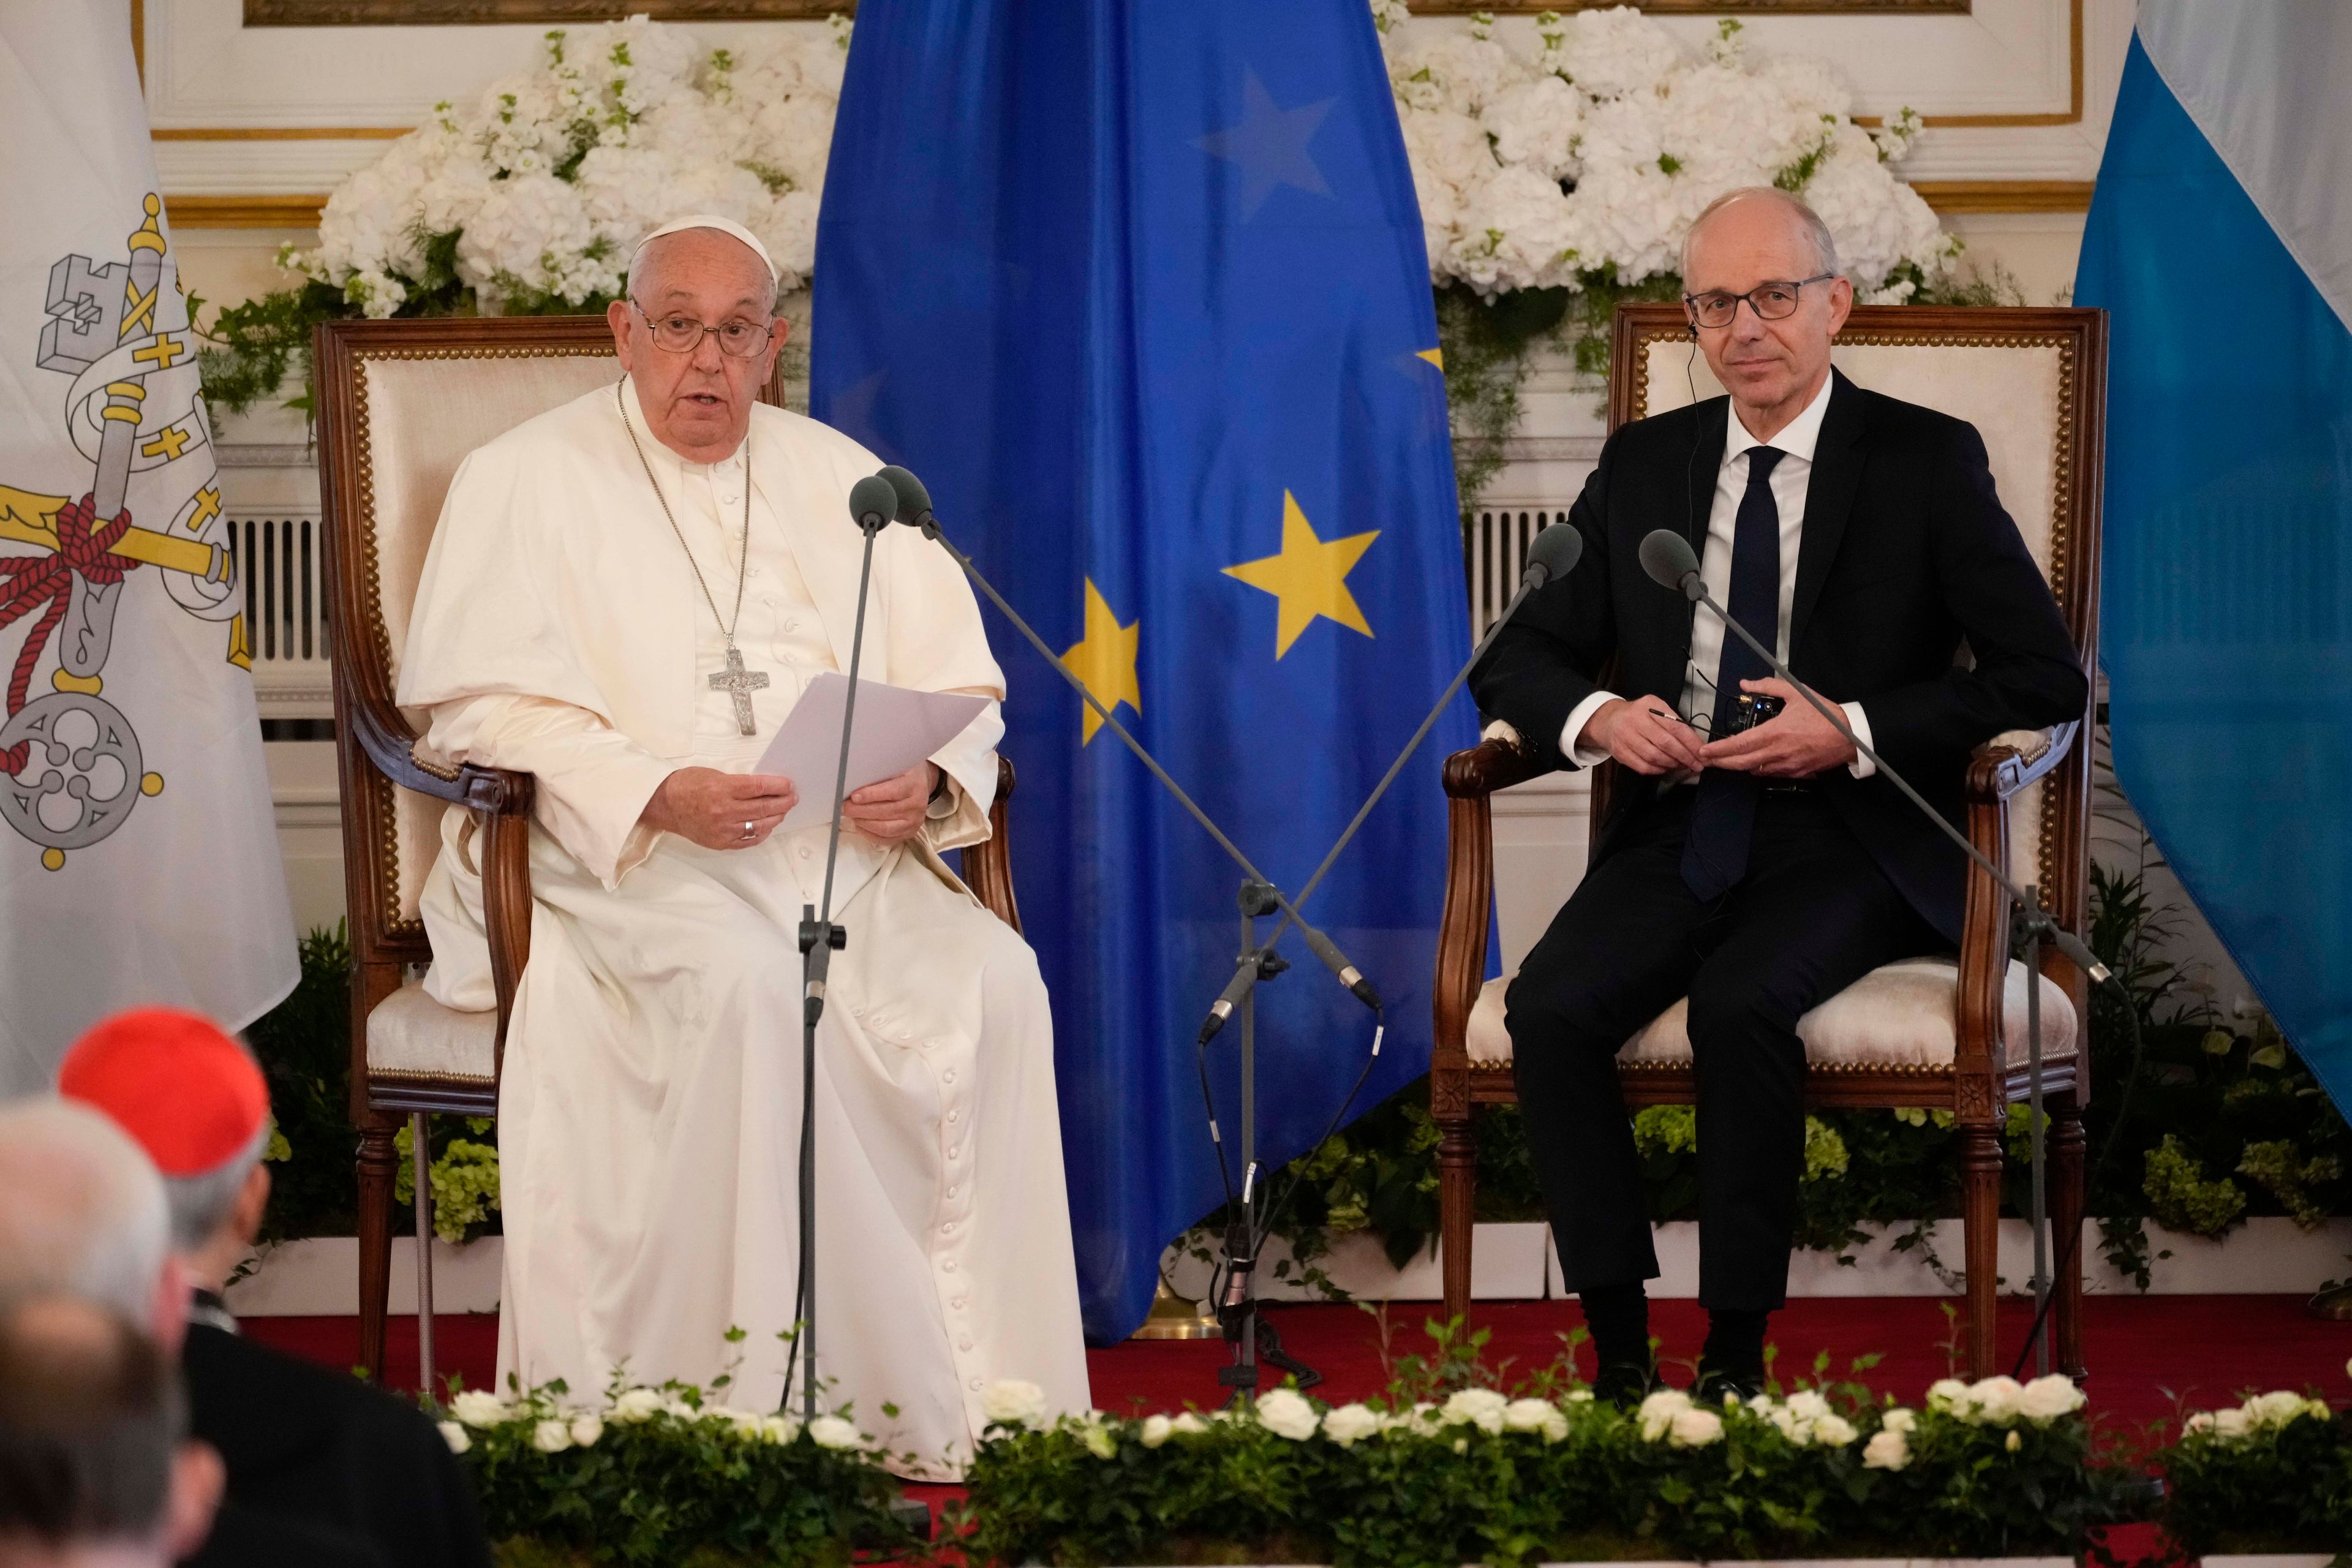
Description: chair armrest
1966,720,2078,805
1444,733,1545,801
965,755,1022,934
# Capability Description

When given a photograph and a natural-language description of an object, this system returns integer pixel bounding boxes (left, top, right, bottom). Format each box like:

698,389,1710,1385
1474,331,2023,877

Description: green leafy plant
2157,1389,2352,1555
397,1117,503,1245
243,924,360,1242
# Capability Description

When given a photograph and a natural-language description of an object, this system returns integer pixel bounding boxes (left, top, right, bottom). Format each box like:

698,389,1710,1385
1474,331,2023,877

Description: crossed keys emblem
1,195,244,870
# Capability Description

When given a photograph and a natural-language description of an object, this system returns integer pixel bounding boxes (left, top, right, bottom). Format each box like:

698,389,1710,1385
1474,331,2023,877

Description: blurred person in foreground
0,1095,378,1567
56,1009,491,1568
0,1295,220,1568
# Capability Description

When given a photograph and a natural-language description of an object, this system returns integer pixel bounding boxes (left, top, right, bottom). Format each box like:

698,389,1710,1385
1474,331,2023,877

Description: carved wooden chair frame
1428,303,2106,1380
317,315,1022,1383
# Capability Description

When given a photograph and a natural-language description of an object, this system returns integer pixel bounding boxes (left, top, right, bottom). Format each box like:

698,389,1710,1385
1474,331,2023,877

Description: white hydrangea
293,17,843,314
1381,2,1952,300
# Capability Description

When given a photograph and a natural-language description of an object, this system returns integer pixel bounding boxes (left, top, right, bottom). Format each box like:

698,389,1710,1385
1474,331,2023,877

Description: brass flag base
1129,1278,1221,1341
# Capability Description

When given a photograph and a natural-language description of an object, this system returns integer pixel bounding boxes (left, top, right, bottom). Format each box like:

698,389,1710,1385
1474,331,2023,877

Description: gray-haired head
624,216,780,316
0,1099,170,1321
1679,187,1841,282
162,1117,272,1255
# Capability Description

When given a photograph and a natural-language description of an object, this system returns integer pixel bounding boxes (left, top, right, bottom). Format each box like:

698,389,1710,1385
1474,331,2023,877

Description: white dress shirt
1561,371,1876,781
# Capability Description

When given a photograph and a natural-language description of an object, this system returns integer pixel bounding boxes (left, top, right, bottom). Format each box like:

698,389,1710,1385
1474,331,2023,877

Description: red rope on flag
0,494,138,776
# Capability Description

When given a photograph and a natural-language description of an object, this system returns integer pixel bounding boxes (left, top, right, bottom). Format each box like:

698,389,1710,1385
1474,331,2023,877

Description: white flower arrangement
2180,1387,2334,1442
288,15,850,317
1254,1387,1324,1441
1924,1372,2087,1428
982,1378,1052,1430
1379,5,1955,303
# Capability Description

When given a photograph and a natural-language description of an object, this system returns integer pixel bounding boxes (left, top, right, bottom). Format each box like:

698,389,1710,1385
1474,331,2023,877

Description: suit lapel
752,415,870,677
1788,369,1866,657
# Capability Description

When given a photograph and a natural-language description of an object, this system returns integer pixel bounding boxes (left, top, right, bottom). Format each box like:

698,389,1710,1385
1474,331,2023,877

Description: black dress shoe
1594,1360,1654,1409
1693,1365,1763,1407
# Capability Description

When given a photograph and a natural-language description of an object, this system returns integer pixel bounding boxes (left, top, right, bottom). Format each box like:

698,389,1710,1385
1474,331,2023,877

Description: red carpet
249,1293,2352,1435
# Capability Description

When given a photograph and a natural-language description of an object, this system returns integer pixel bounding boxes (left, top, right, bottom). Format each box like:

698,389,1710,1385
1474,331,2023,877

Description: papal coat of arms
1,194,244,870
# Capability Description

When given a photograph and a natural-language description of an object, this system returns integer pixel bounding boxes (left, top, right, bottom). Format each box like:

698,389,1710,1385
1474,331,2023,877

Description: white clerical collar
619,374,749,479
1723,369,1834,469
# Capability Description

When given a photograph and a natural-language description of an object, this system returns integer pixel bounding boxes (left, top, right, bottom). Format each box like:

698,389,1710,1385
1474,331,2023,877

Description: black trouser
1505,785,1944,1312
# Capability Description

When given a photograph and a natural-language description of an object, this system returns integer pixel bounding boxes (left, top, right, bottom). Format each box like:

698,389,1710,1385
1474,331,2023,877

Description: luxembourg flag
2075,6,2352,1111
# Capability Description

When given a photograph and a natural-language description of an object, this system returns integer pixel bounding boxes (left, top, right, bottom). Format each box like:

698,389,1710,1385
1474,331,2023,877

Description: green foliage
447,1371,916,1568
2158,1396,2352,1554
398,1117,503,1245
954,1323,2129,1566
243,924,359,1242
2141,1133,2247,1237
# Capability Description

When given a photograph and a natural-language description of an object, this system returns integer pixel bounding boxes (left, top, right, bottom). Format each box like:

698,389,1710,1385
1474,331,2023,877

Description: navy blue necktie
1681,445,1785,901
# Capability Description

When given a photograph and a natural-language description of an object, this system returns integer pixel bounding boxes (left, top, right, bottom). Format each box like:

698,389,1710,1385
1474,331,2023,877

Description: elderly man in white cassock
395,214,1089,1477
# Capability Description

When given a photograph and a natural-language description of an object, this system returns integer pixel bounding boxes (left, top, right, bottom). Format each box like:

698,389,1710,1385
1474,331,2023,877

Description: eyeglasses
1683,274,1838,330
628,299,775,358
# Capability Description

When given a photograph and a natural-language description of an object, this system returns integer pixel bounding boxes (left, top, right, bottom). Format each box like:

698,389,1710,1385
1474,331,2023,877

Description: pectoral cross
709,644,769,736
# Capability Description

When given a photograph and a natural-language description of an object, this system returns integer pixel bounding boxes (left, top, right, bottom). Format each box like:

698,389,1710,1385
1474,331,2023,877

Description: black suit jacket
183,1321,493,1568
1470,369,2090,942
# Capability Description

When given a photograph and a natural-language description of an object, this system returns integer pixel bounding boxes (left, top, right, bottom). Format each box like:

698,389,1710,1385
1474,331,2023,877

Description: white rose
761,1416,801,1445
1668,1408,1725,1447
530,1419,573,1454
2004,1429,2022,1453
1080,1418,1118,1460
608,1388,663,1423
1861,1428,1909,1471
1812,1413,1858,1447
982,1379,1049,1430
1926,1378,1969,1413
1882,1408,1918,1434
1322,1404,1381,1447
1637,1388,1692,1443
2018,1375,2086,1422
2212,1408,2251,1439
809,1415,862,1450
1784,1390,1830,1422
1441,1388,1509,1433
438,1420,471,1455
1254,1388,1320,1442
1140,1414,1175,1449
450,1390,510,1428
2244,1390,2315,1429
1964,1376,2022,1424
569,1413,603,1449
1170,1412,1210,1436
1502,1398,1566,1440
2182,1412,2215,1438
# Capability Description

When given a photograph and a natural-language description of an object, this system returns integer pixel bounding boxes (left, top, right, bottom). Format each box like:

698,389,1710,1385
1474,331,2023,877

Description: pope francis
396,215,1089,1477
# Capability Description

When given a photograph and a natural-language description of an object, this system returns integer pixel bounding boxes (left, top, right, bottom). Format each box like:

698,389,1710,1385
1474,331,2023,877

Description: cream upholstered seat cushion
1464,956,2076,1073
366,979,497,1084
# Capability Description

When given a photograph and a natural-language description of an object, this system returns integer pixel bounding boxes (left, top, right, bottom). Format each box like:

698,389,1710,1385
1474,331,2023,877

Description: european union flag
813,0,1477,1341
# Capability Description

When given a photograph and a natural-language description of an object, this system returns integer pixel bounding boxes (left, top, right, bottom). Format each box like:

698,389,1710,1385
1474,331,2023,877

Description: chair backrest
1604,304,2105,942
317,317,786,969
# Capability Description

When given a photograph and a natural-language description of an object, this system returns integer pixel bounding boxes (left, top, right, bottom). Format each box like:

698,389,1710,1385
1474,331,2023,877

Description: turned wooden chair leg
356,1117,399,1385
1438,1107,1478,1327
1958,1122,2002,1380
2050,1093,2089,1381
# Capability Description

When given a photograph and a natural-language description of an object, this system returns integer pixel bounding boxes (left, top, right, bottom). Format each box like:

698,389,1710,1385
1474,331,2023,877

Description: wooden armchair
1430,304,2106,1380
316,317,1022,1389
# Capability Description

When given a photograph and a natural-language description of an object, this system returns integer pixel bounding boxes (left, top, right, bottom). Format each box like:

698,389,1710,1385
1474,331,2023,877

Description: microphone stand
1665,562,2103,1376
780,496,891,1423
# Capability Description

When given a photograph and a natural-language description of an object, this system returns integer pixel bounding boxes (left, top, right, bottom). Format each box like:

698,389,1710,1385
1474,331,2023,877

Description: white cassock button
946,1110,960,1125
969,1378,983,1391
943,1070,957,1084
798,845,813,861
947,1185,959,1198
959,1335,974,1351
951,1295,967,1310
948,1144,960,1158
942,1259,958,1272
941,1221,956,1234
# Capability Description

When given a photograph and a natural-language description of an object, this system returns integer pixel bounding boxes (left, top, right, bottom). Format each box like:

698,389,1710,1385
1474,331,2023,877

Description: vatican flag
0,5,296,1091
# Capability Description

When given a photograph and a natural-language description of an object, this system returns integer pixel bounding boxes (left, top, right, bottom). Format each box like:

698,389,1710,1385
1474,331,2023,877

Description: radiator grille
225,516,333,715
1464,508,1569,635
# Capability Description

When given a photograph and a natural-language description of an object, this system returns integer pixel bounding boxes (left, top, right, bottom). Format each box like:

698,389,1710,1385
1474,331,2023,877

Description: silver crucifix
708,644,770,736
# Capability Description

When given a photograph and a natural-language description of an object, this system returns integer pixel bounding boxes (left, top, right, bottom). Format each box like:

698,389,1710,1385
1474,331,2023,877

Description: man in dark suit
56,1009,492,1568
1469,187,2089,1403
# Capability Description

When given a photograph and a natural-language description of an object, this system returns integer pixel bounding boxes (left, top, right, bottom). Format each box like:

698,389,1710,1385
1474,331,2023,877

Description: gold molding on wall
162,180,2091,232
165,194,331,228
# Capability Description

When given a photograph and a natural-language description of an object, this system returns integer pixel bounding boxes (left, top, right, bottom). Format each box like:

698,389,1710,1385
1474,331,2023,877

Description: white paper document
755,673,989,831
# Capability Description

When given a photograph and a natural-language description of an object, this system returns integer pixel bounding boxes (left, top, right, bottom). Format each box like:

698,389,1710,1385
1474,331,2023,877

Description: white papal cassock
395,376,1088,1477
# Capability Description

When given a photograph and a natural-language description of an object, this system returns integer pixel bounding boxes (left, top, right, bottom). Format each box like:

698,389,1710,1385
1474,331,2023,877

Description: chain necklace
617,379,769,735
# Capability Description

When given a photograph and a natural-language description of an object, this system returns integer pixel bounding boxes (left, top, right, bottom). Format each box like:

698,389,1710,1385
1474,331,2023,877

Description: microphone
1632,527,2109,983
876,464,936,533
1637,527,1702,599
1522,518,1583,589
848,474,900,535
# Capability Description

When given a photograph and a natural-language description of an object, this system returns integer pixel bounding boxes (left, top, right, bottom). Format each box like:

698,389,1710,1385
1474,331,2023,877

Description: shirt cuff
1841,700,1876,780
1561,690,1621,768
